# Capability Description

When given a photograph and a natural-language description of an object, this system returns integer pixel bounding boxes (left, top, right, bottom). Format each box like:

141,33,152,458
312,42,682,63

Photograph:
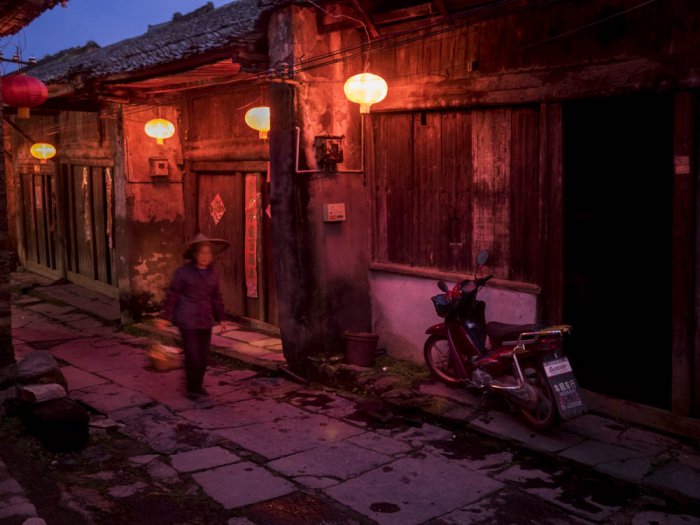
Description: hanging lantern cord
305,0,372,71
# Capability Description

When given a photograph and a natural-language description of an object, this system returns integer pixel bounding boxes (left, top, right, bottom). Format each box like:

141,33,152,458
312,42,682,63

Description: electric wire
14,0,659,140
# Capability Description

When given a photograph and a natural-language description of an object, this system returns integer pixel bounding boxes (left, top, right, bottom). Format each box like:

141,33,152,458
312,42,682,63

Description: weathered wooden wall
372,0,700,109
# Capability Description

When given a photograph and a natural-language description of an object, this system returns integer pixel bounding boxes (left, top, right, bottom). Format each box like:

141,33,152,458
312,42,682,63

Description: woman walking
159,233,229,398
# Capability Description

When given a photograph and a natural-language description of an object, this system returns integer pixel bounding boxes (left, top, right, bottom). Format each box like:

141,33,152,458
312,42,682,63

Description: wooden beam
349,0,380,38
432,0,450,18
373,3,435,26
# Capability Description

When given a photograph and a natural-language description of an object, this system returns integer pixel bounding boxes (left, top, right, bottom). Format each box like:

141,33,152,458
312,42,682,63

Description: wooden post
268,80,313,369
540,102,563,323
113,105,132,324
0,105,14,368
673,91,695,416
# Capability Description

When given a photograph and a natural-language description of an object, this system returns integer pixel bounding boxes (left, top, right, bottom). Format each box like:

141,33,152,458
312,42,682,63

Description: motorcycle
424,250,585,431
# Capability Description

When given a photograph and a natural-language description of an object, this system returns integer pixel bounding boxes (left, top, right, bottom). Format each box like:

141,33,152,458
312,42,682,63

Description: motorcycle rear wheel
423,335,463,385
519,366,558,431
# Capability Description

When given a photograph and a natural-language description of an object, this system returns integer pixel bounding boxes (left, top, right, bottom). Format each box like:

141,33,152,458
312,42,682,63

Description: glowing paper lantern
245,106,270,139
144,118,175,144
30,143,56,163
1,74,48,118
343,73,388,113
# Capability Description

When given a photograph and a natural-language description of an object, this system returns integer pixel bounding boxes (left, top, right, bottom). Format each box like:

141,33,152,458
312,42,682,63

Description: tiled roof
26,0,286,84
0,0,64,37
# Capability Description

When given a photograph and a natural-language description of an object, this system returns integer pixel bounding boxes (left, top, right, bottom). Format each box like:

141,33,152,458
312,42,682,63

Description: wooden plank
509,107,540,283
671,91,694,416
74,166,95,280
413,111,441,269
244,173,265,321
376,113,414,265
34,175,48,268
22,173,37,265
440,111,471,271
373,3,434,25
369,262,541,294
66,165,79,274
540,103,564,323
92,167,108,284
189,161,269,173
471,108,511,277
262,173,278,325
369,114,388,261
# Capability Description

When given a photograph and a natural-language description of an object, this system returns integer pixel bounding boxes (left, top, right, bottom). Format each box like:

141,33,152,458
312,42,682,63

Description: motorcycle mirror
476,250,489,266
437,281,448,292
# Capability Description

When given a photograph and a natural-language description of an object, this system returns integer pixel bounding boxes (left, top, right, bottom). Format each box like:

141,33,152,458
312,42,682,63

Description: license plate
541,354,585,419
543,357,573,378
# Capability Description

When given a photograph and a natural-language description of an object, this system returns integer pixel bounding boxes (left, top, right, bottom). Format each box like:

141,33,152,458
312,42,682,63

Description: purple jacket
161,263,225,329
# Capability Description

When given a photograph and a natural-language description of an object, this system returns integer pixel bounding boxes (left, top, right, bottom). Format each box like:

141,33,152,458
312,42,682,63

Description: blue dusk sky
0,0,234,66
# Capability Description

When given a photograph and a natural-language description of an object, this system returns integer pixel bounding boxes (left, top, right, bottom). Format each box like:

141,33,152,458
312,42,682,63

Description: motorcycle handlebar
459,274,494,290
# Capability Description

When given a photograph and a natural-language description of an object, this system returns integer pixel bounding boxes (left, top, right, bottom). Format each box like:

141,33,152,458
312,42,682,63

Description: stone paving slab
524,486,621,522
60,365,110,391
179,398,309,430
34,284,120,322
645,463,700,501
50,339,148,373
249,337,283,348
212,337,274,357
418,383,481,407
345,431,413,456
595,456,655,483
192,462,296,509
258,353,286,362
214,413,366,460
170,446,241,473
425,488,596,525
559,439,648,466
631,511,700,525
26,303,76,316
220,330,270,344
71,382,153,413
325,455,504,525
12,296,43,305
471,414,586,453
0,459,39,523
116,405,221,454
13,325,80,343
268,441,393,483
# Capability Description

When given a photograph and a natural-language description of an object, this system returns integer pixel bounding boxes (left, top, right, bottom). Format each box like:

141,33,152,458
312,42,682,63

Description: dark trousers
180,328,212,393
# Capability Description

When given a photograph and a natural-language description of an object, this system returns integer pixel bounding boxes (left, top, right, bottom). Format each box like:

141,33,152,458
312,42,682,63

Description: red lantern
1,74,48,118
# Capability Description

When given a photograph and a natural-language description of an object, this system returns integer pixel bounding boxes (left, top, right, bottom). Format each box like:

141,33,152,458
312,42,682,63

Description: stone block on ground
16,350,68,390
16,383,67,403
19,397,89,452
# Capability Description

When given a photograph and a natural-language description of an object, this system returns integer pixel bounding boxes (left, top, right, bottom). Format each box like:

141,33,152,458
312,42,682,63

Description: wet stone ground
3,293,700,524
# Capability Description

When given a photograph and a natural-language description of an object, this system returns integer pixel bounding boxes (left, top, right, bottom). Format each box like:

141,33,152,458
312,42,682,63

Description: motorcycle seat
486,322,542,345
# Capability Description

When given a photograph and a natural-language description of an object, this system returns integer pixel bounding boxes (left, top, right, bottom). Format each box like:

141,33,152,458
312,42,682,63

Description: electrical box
314,135,344,168
323,202,346,222
149,157,169,177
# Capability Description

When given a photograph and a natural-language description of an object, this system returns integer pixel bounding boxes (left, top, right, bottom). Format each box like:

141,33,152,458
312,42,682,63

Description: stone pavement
2,272,700,524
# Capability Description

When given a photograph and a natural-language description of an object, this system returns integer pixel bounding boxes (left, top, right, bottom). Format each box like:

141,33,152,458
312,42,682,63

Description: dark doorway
563,94,672,409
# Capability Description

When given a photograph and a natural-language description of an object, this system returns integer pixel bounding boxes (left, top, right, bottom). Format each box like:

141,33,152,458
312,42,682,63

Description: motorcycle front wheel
519,366,558,431
423,335,463,385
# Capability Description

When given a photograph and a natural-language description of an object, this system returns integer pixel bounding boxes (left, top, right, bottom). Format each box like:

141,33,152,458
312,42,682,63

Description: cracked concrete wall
122,105,184,315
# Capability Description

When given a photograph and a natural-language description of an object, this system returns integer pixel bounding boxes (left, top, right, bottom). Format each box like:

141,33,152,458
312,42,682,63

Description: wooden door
62,164,116,294
196,171,277,325
19,169,60,277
